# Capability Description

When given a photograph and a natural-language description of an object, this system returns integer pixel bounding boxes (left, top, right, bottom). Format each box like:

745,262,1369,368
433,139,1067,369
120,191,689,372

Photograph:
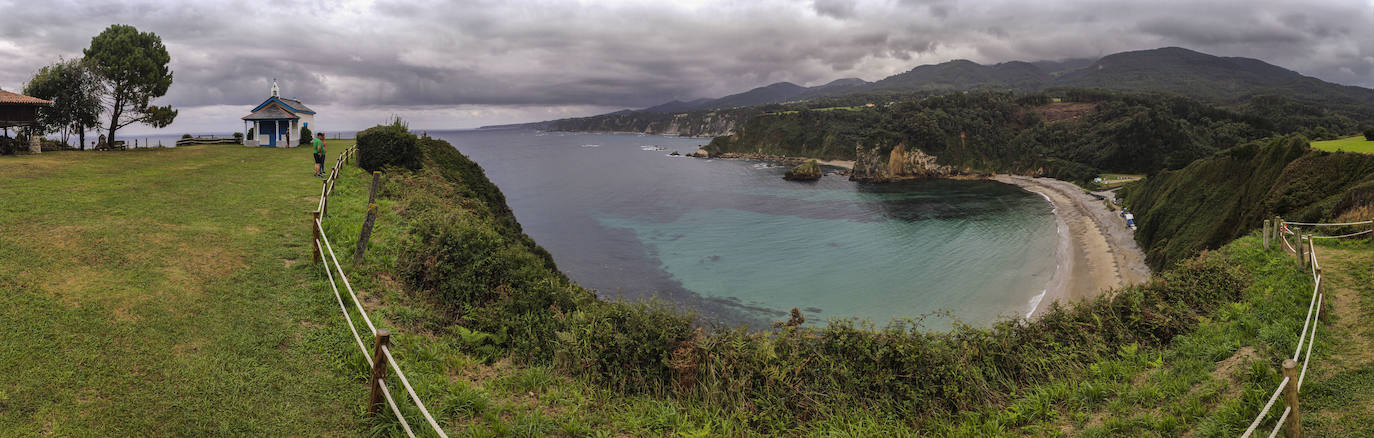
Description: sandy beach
992,175,1151,318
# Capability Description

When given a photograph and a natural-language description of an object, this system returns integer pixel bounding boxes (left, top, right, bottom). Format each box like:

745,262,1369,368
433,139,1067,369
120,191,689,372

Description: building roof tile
0,90,53,105
241,102,300,120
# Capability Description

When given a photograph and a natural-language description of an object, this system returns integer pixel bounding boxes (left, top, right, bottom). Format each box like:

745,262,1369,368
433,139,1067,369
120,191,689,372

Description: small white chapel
241,79,316,147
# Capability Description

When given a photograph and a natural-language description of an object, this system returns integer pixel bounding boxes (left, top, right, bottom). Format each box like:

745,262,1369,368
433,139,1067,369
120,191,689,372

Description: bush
299,126,312,146
180,133,192,139
232,132,243,143
356,117,421,171
1365,127,1374,141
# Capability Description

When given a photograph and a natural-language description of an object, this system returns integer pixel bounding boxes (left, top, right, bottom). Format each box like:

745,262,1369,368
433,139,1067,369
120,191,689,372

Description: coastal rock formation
850,143,958,182
783,160,823,181
692,148,710,158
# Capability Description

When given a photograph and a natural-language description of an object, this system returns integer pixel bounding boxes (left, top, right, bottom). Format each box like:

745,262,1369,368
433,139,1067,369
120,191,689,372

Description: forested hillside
1123,136,1374,269
706,90,1357,182
532,47,1374,136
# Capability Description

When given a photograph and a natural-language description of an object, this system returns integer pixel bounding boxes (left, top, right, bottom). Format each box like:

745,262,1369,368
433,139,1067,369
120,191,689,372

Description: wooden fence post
1296,235,1305,268
368,171,381,205
321,179,330,217
1282,359,1302,438
311,210,322,264
353,203,379,264
368,329,392,416
1264,219,1271,250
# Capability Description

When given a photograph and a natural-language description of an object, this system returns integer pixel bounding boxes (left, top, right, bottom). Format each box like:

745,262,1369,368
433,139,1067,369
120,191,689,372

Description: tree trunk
107,93,122,149
79,127,86,151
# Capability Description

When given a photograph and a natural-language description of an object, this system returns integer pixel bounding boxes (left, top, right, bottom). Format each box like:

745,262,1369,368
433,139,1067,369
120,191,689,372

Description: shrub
180,133,192,139
232,132,243,143
553,301,693,392
298,125,312,146
356,117,421,171
1365,127,1374,141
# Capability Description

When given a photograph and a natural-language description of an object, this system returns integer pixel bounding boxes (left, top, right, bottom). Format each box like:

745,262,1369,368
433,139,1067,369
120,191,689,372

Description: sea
425,128,1061,330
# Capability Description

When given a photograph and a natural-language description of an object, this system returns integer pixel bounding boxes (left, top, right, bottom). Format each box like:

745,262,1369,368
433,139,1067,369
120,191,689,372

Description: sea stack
784,159,822,181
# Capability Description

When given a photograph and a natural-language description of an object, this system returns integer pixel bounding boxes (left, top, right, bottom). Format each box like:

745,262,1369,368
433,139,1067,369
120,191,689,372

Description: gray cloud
0,0,1371,132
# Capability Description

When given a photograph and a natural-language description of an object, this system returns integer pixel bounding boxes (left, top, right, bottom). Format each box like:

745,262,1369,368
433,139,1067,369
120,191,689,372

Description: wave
1025,288,1047,319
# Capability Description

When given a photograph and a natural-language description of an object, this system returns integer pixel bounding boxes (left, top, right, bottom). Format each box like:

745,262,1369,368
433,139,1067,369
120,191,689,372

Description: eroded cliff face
661,113,737,137
851,143,959,182
545,111,743,137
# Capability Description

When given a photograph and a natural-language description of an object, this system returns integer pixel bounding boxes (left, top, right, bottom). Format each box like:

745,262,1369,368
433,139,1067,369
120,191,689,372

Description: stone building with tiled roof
0,89,53,154
241,79,315,147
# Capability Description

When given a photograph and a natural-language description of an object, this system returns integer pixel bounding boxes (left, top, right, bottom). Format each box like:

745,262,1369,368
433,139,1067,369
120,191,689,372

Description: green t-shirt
312,137,323,154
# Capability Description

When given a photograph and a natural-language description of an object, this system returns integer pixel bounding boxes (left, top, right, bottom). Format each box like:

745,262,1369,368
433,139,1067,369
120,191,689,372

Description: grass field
5,143,1374,436
0,143,364,435
1312,135,1374,154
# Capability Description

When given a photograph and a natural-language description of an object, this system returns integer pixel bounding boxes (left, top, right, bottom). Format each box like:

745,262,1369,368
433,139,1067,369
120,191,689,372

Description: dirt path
1302,245,1374,434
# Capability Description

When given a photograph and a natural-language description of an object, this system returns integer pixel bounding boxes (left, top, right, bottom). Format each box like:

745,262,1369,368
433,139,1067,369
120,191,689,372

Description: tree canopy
83,24,176,147
24,58,103,148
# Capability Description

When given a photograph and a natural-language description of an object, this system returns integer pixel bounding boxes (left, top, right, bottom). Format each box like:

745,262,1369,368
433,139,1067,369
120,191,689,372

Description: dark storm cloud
0,0,1371,131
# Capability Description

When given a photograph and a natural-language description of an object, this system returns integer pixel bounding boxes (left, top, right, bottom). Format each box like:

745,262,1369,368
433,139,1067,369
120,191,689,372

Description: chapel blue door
262,122,277,146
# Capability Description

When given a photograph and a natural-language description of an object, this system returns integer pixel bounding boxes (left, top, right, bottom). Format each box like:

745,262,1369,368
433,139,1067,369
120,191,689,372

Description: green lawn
1312,135,1374,154
0,143,365,435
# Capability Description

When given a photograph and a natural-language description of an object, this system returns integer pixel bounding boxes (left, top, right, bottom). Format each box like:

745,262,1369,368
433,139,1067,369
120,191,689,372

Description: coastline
710,152,855,171
992,175,1151,318
692,150,1149,319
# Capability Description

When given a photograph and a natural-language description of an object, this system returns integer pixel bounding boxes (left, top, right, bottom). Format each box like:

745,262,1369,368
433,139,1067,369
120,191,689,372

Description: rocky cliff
851,143,959,182
544,109,750,137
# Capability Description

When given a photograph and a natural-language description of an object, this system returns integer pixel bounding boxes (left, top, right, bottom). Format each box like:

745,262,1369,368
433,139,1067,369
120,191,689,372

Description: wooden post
353,203,379,264
368,329,392,416
367,171,381,205
1282,359,1302,438
321,179,330,217
1264,219,1271,250
311,210,322,264
1296,235,1305,267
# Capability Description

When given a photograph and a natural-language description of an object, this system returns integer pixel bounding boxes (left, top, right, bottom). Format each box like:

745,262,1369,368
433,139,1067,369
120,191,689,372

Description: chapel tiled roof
241,102,300,120
278,98,314,114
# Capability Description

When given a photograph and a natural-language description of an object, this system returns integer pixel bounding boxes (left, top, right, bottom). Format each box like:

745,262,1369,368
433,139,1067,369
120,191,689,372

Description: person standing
312,132,327,177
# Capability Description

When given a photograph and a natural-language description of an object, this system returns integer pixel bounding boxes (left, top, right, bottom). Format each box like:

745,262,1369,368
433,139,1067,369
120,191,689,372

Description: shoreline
992,175,1151,318
709,152,855,171
691,151,1149,319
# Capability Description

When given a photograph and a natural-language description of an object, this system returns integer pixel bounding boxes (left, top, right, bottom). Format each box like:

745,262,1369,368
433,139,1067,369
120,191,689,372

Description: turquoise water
436,129,1059,329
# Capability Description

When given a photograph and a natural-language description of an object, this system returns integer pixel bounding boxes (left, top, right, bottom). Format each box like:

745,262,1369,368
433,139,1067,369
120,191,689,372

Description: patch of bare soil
1034,102,1098,123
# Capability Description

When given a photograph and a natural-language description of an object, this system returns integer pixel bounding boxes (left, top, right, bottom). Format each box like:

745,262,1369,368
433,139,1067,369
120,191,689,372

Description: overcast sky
1,0,1371,134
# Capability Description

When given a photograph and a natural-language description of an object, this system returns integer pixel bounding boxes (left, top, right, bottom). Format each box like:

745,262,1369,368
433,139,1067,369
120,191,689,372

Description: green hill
535,47,1374,135
1124,135,1374,269
705,90,1356,183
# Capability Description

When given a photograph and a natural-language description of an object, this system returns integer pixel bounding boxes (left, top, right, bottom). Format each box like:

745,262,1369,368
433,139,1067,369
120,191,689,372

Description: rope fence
1243,217,1361,437
311,146,449,438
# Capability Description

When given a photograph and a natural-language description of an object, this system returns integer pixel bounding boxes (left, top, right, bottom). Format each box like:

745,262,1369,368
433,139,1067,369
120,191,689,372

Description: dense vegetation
1124,135,1374,269
356,118,422,171
707,89,1356,182
366,131,1315,433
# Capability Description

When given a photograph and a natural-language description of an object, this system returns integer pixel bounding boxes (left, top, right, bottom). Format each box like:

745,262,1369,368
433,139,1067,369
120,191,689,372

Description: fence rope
1309,229,1373,239
1298,290,1322,391
1292,276,1320,361
1284,219,1373,227
312,146,448,438
1241,376,1290,438
378,381,417,438
316,218,378,335
1281,232,1295,254
382,345,448,437
315,238,371,362
1266,407,1291,438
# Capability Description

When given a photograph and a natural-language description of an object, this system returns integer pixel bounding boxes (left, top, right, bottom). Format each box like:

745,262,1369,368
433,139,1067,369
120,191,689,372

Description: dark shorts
313,153,324,164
